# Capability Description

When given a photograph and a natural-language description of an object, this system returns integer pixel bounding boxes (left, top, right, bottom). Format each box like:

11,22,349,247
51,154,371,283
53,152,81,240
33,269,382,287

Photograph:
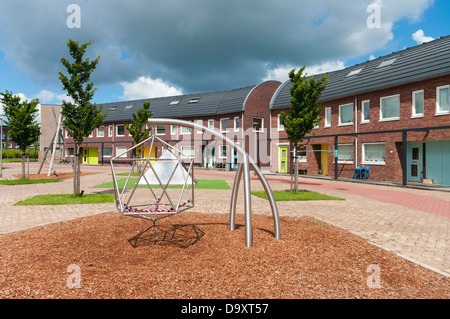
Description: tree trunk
21,153,26,179
294,149,299,193
73,144,81,197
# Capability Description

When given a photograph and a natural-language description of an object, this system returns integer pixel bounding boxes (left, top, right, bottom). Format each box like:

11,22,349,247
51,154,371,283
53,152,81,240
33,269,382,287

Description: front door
321,144,328,175
407,142,423,183
279,146,288,173
83,147,98,165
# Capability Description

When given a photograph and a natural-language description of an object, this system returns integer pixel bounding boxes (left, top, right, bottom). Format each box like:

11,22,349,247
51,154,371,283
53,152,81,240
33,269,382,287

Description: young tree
280,66,328,192
59,39,108,196
0,91,40,179
126,100,154,149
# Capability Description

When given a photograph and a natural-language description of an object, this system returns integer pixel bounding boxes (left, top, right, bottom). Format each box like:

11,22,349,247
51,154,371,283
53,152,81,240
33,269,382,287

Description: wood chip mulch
0,212,448,299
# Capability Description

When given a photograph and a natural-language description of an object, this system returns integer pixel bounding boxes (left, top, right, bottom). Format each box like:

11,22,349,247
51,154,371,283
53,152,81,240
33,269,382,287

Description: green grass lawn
0,179,62,186
251,190,344,201
94,178,231,190
15,193,115,206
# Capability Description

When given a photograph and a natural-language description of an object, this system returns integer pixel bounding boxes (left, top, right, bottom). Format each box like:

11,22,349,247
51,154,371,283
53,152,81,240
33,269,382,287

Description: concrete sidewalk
0,162,448,276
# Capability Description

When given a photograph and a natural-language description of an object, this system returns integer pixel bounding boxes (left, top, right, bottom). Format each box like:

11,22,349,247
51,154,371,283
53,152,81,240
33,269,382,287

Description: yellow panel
321,144,328,175
279,146,288,173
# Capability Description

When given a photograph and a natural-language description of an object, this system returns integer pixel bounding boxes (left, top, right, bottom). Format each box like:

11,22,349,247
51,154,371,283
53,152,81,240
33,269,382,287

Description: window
116,146,128,158
220,118,230,133
181,126,192,134
188,98,200,104
181,146,194,158
234,117,239,132
88,131,93,138
108,125,113,137
156,125,165,135
324,107,331,127
361,100,370,123
436,85,450,115
169,100,180,106
170,125,177,135
378,57,398,68
116,124,125,137
339,103,353,125
297,149,307,163
337,144,354,164
66,147,75,157
219,145,227,158
124,105,133,110
252,117,263,132
412,90,424,117
97,126,105,137
103,147,112,157
277,114,285,131
380,95,400,121
363,143,386,165
347,68,363,77
196,120,203,134
208,119,214,130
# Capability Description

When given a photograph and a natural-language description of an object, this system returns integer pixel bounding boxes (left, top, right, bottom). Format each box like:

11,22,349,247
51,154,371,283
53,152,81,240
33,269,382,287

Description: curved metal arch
147,118,281,247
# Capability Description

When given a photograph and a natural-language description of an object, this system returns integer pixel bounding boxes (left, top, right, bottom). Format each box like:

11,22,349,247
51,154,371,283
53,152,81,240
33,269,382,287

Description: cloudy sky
0,0,448,111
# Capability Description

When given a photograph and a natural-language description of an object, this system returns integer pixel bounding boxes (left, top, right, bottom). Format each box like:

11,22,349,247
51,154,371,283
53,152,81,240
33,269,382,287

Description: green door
407,142,423,183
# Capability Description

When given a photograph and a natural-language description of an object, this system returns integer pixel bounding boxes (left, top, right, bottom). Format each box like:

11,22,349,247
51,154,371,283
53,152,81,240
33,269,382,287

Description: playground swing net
110,134,195,240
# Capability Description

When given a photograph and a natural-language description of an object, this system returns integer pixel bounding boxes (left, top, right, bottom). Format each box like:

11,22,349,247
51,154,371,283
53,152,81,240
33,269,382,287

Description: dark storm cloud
0,0,434,94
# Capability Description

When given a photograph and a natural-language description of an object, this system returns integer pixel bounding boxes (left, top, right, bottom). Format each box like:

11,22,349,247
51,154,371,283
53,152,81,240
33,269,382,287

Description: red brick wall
270,74,450,181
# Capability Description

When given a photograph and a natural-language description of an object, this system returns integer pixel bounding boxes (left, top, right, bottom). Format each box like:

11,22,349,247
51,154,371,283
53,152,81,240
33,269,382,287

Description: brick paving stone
0,162,448,275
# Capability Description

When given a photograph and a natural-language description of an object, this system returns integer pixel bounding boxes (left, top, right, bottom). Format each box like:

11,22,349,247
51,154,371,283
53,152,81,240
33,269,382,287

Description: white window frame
155,125,166,136
362,142,386,165
411,90,424,118
380,94,400,122
337,143,354,164
220,118,230,133
116,145,128,158
195,120,203,134
102,147,113,158
97,126,105,138
208,119,214,130
436,85,450,115
116,124,125,137
277,114,285,131
180,145,195,158
170,125,177,135
252,117,264,133
181,125,192,135
233,117,239,132
324,107,331,128
361,100,370,124
338,103,354,126
108,125,113,137
219,145,227,158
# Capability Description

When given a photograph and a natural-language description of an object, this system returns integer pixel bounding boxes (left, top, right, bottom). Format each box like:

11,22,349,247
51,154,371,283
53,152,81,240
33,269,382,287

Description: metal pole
242,154,252,248
402,131,407,187
229,163,243,231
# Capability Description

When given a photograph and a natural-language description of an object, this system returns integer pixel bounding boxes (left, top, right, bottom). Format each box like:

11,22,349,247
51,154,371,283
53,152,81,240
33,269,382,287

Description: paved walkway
0,162,448,276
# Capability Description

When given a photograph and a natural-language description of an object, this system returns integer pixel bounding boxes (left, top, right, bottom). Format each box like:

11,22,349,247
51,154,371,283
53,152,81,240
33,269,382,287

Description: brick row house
60,80,281,170
270,35,450,186
48,35,450,186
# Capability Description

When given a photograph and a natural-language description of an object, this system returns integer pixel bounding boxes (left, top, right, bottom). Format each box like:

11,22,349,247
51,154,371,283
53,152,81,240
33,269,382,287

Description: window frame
196,120,203,134
277,114,285,131
170,125,177,135
380,94,400,122
97,126,105,138
116,124,125,137
361,100,370,124
220,118,230,133
411,90,424,118
208,119,214,130
219,145,227,159
362,142,386,165
324,107,331,128
252,117,264,133
115,145,128,158
180,145,195,158
338,103,354,126
337,143,354,164
233,117,239,132
436,85,450,115
155,125,166,136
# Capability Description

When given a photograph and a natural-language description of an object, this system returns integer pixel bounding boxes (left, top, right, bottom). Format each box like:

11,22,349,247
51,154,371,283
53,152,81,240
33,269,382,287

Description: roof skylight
347,68,363,77
378,57,398,68
124,105,133,109
188,98,200,104
169,100,180,106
